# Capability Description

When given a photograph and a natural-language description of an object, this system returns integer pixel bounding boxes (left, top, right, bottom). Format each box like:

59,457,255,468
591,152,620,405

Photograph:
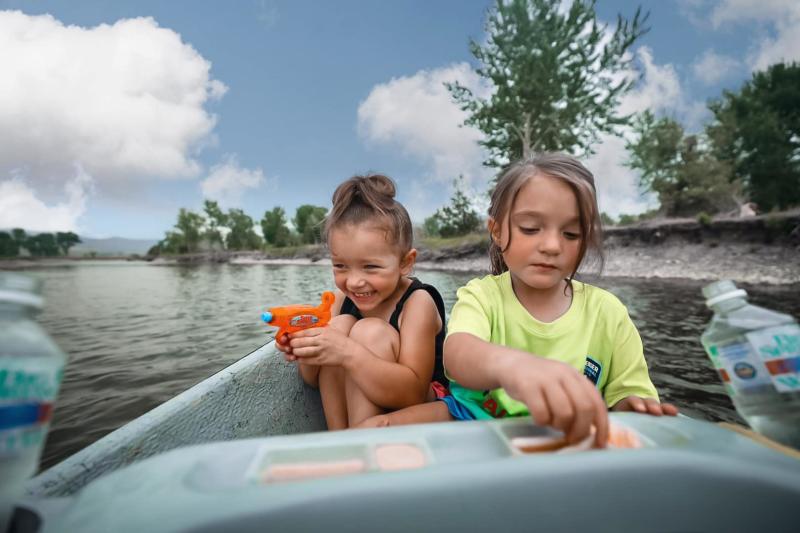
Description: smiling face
328,223,415,314
490,173,582,293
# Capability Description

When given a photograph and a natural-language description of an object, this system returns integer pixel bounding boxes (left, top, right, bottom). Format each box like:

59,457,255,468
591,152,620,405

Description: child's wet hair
324,174,413,253
488,153,604,281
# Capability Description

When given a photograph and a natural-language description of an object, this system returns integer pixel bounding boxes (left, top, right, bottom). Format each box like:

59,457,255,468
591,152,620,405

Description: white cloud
709,0,800,71
200,155,265,208
357,63,493,189
0,11,226,190
692,50,741,85
587,47,696,218
0,166,93,233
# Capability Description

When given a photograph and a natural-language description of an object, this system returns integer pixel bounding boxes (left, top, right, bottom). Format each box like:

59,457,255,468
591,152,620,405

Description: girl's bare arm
297,290,348,387
444,332,609,447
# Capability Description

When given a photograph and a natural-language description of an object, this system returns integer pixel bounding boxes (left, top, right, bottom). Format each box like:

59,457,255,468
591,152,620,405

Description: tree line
0,229,81,258
149,200,328,255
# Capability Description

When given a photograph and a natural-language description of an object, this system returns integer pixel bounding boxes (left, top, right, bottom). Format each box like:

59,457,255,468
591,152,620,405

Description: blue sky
1,0,798,239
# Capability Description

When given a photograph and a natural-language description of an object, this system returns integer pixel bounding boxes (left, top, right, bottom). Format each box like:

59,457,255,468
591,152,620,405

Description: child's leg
344,317,400,427
355,401,453,428
318,366,348,430
317,314,357,430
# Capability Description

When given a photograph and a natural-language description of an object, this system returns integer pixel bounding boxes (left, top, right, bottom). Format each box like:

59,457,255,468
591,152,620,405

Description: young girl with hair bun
359,153,678,446
277,174,448,429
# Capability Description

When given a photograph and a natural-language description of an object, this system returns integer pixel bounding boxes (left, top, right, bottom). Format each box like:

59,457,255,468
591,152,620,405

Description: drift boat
14,342,800,532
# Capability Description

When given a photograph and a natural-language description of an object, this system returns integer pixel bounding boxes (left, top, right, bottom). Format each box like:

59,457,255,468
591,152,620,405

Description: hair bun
356,174,396,200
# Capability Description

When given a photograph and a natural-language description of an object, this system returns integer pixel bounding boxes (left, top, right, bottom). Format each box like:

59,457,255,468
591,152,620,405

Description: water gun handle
262,291,336,345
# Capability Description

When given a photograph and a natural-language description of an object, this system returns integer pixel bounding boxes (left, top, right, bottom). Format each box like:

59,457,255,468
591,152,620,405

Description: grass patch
419,232,489,250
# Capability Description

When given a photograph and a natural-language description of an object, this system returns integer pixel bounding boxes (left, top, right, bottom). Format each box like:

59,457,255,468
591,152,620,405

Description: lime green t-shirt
446,272,658,420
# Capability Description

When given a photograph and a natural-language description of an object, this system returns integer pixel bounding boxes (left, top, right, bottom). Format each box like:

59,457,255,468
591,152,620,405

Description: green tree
174,208,205,253
0,231,19,257
707,62,800,211
26,233,60,257
448,0,647,170
11,228,27,249
226,208,263,250
626,111,738,216
55,232,81,256
261,207,291,247
293,205,328,244
202,200,228,249
422,216,441,239
424,177,483,238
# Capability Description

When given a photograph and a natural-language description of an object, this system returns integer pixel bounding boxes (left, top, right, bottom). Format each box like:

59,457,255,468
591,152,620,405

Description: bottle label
707,341,774,396
0,360,64,457
746,324,800,393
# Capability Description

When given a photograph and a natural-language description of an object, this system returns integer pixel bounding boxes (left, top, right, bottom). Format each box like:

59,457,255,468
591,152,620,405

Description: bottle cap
702,280,747,308
0,272,43,308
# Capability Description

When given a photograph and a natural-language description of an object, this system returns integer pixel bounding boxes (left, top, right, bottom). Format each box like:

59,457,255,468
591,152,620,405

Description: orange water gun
261,291,335,344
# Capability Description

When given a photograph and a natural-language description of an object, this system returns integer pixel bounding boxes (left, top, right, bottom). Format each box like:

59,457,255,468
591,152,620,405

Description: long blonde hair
488,153,604,282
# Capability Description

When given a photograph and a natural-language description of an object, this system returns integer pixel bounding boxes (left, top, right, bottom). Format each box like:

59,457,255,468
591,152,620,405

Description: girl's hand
496,352,609,448
612,396,679,416
288,326,354,367
274,336,297,362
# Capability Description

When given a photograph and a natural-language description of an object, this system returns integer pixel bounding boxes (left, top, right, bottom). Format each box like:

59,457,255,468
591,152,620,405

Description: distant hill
70,236,158,256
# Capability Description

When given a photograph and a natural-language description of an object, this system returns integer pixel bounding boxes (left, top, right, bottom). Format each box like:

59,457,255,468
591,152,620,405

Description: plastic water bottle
700,280,800,448
0,273,67,531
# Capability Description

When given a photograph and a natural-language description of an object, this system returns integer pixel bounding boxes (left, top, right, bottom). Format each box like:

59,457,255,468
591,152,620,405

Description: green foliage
707,62,800,211
168,208,205,253
617,214,638,226
293,205,328,244
25,233,60,257
226,209,263,250
424,177,483,238
422,216,441,239
626,111,739,216
0,231,19,257
0,228,79,258
202,200,228,249
448,0,647,170
55,232,81,255
696,212,712,226
261,207,291,247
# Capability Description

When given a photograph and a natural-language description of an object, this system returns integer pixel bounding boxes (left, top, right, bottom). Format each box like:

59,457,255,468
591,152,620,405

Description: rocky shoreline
4,212,798,285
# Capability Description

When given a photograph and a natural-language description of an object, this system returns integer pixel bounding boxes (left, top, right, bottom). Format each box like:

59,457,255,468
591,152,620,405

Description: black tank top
339,278,448,386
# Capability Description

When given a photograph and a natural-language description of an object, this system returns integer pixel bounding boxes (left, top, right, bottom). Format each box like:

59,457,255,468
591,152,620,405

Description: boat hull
26,342,325,497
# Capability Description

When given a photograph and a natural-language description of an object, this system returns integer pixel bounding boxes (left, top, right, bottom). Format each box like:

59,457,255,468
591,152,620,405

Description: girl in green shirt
359,153,678,447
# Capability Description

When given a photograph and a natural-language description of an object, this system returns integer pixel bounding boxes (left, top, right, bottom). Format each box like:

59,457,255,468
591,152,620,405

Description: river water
9,261,800,469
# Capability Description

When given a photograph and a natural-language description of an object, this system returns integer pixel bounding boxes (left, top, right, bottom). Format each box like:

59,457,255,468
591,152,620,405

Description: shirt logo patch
584,356,602,385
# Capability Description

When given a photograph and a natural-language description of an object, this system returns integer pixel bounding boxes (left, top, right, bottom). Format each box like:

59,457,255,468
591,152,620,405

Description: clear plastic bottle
0,273,67,531
700,280,800,448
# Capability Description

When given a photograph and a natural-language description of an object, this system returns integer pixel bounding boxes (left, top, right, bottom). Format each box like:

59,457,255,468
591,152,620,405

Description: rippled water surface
11,261,800,469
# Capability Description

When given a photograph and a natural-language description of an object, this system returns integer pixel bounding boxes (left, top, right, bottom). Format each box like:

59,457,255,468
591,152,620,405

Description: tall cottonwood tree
448,0,648,170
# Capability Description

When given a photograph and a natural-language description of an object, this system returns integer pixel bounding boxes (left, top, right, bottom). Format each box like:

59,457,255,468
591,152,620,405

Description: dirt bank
17,211,788,285
415,211,800,284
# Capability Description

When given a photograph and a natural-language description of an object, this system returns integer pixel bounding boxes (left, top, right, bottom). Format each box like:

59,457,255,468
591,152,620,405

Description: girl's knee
330,314,357,334
349,318,399,359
